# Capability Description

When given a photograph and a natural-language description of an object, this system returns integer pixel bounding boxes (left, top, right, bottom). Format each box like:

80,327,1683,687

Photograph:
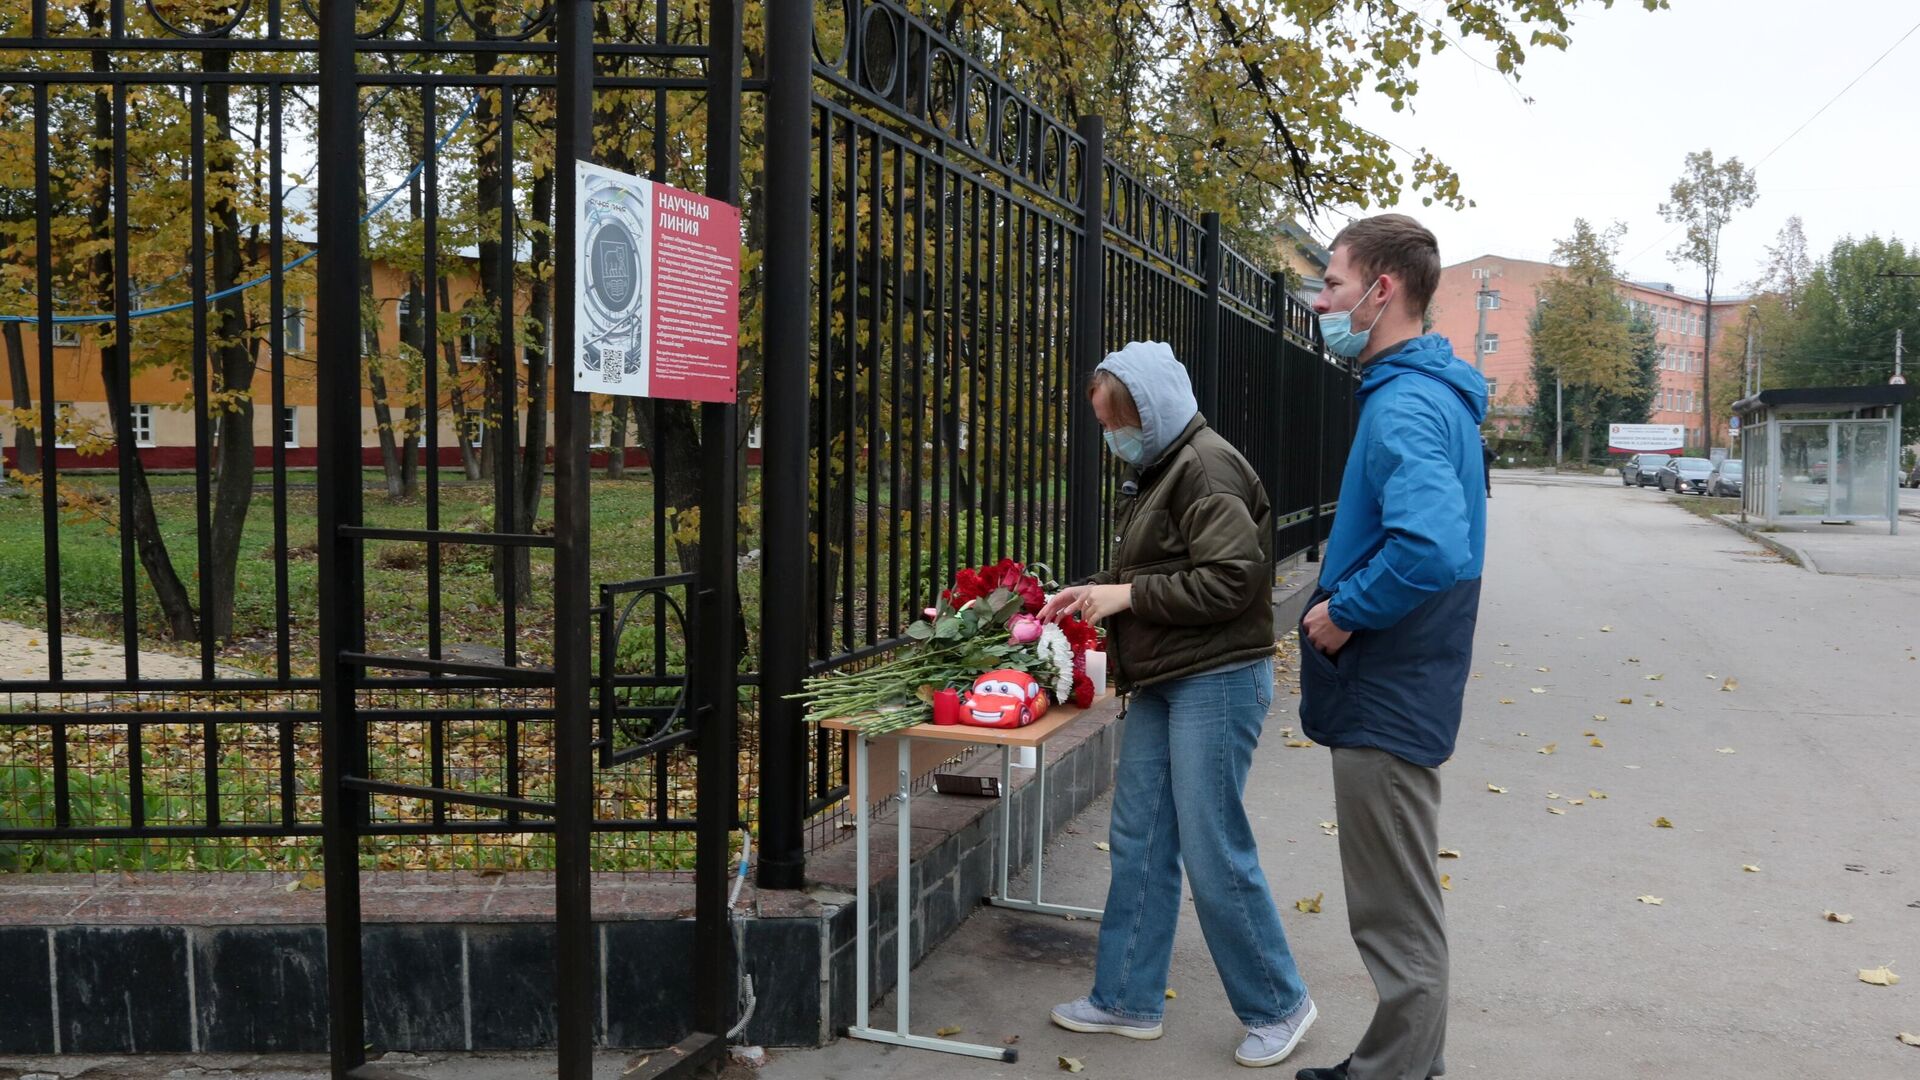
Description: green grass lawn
0,468,765,676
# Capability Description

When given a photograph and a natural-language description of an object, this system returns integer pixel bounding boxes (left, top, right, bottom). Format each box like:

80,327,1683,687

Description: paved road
7,480,1918,1080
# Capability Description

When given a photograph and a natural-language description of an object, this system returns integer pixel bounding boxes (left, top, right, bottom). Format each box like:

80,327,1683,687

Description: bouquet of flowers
795,558,1102,736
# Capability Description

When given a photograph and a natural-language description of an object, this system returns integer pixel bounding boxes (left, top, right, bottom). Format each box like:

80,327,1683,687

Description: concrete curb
1709,513,1817,572
1272,547,1319,635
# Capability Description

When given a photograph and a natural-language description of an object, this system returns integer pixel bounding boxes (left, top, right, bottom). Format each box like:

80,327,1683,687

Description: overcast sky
1313,0,1920,297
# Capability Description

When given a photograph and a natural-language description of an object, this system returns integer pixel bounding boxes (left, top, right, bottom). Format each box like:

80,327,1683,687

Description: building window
1471,267,1492,280
459,315,481,364
461,410,484,449
279,406,300,448
589,410,609,449
129,403,154,447
1478,290,1501,310
53,402,77,448
1484,377,1498,401
50,321,81,347
283,299,307,351
1480,333,1499,354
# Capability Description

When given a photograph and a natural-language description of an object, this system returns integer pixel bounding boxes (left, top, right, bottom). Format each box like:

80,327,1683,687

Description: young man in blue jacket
1294,215,1488,1080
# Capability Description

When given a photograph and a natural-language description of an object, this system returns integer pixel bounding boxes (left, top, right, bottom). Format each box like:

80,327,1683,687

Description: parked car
1657,456,1714,494
1708,459,1743,498
1907,460,1920,488
1620,453,1670,487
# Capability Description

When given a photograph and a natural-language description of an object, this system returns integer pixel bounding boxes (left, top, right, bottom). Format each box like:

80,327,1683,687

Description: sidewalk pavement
1714,513,1920,579
756,478,1920,1080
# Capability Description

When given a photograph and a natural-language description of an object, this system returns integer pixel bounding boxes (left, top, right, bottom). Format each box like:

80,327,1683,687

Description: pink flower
1009,614,1043,644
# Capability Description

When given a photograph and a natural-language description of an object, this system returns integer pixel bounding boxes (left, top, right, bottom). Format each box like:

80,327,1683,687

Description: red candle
932,688,961,725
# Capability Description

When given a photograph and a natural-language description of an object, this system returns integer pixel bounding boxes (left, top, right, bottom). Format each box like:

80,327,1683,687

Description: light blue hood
1095,341,1199,466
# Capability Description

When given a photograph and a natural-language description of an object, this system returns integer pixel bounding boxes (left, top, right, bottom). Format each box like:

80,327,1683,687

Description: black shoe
1295,1060,1349,1080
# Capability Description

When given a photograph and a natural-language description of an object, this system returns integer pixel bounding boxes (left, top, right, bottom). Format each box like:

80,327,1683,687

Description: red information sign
575,162,741,403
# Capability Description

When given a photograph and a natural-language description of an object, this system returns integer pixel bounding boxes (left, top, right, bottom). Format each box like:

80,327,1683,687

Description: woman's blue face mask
1103,425,1147,463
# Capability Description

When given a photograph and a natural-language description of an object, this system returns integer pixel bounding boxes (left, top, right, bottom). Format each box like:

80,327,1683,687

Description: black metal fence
0,0,1357,900
748,0,1358,886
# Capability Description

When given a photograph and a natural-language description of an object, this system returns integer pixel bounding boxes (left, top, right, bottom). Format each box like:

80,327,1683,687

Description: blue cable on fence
2,92,485,327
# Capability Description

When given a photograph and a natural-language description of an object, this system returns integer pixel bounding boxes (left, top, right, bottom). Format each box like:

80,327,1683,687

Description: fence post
692,0,746,1038
756,0,812,890
1066,115,1105,582
1308,342,1326,563
1198,211,1223,423
314,0,368,1070
550,0,596,1073
1263,277,1286,544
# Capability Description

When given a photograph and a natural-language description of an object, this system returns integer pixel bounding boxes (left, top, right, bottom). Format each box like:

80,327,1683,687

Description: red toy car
960,669,1051,729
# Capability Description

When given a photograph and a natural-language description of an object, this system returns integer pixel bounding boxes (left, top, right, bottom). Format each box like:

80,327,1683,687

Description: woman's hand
1039,585,1090,623
1076,584,1133,626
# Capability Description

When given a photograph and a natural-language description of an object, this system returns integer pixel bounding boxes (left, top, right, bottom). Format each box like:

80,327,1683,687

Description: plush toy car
960,669,1050,729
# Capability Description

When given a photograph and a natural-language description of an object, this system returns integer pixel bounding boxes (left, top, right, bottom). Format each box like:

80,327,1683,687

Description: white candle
1085,650,1108,697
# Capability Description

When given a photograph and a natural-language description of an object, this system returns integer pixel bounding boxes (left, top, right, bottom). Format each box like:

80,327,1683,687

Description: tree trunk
358,152,405,500
4,321,38,475
606,396,628,479
87,48,196,639
204,62,259,642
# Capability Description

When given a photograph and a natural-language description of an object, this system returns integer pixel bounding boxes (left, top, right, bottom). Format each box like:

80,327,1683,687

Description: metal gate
4,0,745,1075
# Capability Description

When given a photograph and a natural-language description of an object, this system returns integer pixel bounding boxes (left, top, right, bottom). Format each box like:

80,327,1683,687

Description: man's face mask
1318,278,1386,359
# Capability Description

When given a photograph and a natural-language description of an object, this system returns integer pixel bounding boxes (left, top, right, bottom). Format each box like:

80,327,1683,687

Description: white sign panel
1608,423,1685,454
576,161,653,397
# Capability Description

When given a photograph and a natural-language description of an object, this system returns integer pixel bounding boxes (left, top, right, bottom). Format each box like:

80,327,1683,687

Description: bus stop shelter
1733,384,1914,534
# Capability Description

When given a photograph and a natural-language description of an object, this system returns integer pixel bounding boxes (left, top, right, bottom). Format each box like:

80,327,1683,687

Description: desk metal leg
845,735,1017,1063
988,739,1104,921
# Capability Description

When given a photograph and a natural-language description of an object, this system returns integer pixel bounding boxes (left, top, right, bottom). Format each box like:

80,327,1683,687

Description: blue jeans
1090,658,1309,1026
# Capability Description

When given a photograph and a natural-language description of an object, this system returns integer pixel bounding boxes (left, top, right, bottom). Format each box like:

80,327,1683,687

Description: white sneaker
1049,996,1164,1040
1234,996,1316,1067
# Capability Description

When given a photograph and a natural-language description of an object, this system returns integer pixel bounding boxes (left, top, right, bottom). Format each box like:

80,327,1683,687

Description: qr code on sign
602,348,625,383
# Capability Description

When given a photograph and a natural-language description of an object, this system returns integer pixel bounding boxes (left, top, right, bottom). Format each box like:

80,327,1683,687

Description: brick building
1430,253,1745,448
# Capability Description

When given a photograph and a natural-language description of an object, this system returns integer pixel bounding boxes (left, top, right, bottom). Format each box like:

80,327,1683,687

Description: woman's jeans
1089,657,1309,1026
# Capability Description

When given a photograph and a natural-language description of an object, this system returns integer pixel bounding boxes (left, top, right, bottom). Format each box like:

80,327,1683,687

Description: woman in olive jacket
1042,341,1317,1069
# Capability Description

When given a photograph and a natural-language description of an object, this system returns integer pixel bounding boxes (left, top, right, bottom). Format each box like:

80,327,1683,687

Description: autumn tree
1530,219,1636,464
1659,149,1757,451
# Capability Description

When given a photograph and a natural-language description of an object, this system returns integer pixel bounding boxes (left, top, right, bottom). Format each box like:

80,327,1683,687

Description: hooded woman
1040,341,1317,1069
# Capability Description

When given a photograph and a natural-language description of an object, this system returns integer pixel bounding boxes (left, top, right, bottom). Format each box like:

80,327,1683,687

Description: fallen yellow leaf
1637,895,1664,905
1529,687,1548,695
1440,874,1452,891
1498,698,1515,705
1897,1032,1920,1048
1592,713,1608,721
1095,841,1111,852
1537,743,1557,755
1487,783,1508,794
1547,807,1565,815
1568,799,1585,806
1646,674,1665,681
1437,848,1461,859
936,1025,963,1037
1859,965,1900,987
1721,677,1739,692
1600,625,1613,632
1547,791,1562,799
1059,1056,1086,1073
1589,789,1608,799
1618,697,1633,705
1716,747,1737,754
1824,911,1854,924
1653,817,1674,828
1742,865,1761,873
1295,892,1323,914
1165,988,1177,999
1589,738,1605,748
1285,739,1315,748
298,871,324,891
1536,666,1551,672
